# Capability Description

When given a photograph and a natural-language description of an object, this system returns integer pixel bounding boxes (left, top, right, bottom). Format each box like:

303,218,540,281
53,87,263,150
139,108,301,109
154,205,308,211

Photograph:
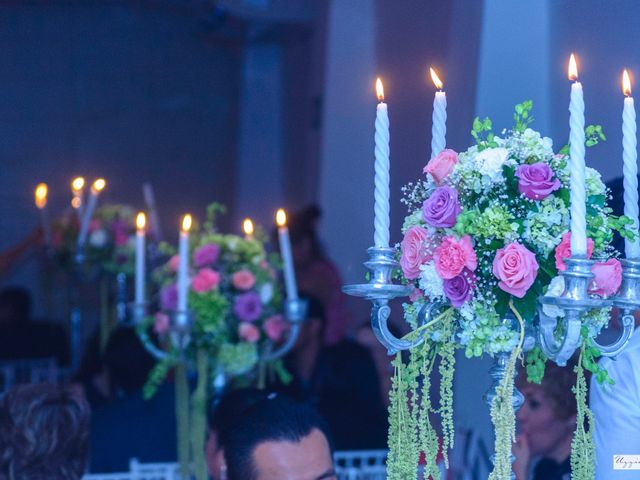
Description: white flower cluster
505,128,554,162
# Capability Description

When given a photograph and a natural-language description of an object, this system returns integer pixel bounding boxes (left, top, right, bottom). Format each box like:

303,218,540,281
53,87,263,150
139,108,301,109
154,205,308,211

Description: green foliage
585,124,606,147
524,347,546,384
438,340,456,468
387,354,420,480
271,359,293,385
561,124,607,154
143,356,177,399
570,348,596,480
581,331,614,386
203,202,227,232
471,117,498,150
416,345,441,480
488,347,520,480
513,100,534,133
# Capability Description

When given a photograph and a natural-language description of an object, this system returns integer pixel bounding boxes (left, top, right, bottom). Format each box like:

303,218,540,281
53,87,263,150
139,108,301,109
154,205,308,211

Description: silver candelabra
343,244,639,478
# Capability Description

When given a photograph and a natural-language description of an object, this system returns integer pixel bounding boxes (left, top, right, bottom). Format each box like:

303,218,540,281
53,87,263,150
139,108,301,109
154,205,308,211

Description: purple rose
515,163,561,200
233,292,263,322
422,186,462,228
160,283,178,311
443,269,474,307
193,244,220,268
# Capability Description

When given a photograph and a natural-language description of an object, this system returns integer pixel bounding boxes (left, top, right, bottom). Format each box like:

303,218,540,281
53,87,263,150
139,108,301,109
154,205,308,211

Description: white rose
475,147,509,181
542,276,565,318
89,229,108,248
260,283,273,304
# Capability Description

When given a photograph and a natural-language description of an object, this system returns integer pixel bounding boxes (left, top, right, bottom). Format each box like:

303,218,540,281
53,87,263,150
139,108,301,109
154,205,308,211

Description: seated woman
0,383,90,479
513,358,581,480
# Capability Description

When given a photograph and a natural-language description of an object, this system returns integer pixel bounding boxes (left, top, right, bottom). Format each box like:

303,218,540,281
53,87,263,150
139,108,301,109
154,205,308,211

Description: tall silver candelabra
343,244,639,478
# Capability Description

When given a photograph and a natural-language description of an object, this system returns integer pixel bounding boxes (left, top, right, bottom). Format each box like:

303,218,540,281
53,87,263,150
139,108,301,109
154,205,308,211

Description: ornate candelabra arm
537,311,584,367
342,246,439,355
260,299,308,362
138,310,193,361
592,312,634,357
370,300,425,355
138,328,169,361
537,256,606,366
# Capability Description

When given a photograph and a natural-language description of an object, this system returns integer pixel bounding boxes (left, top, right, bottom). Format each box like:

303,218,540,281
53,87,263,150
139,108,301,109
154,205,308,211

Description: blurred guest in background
221,393,336,480
0,286,69,366
0,383,90,480
287,205,349,345
277,294,387,450
89,326,176,472
591,323,640,480
513,359,580,480
206,388,271,479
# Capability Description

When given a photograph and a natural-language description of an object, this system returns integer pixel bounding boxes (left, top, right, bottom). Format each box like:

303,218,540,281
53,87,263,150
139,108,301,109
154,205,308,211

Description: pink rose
554,232,594,271
191,268,221,293
492,242,539,298
590,259,622,296
400,226,433,280
154,312,170,335
232,270,256,290
167,255,180,273
238,322,260,343
433,235,477,280
263,315,286,342
424,149,458,185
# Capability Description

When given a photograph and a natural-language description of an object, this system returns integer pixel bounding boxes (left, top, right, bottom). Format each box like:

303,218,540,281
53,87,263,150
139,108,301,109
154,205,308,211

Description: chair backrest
128,458,181,480
0,358,60,393
333,449,388,468
83,473,133,480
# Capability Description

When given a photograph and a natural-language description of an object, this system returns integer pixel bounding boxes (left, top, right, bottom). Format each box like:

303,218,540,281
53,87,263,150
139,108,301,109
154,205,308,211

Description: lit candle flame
375,78,385,102
137,212,146,231
276,209,287,227
34,183,48,209
92,178,106,193
71,177,85,193
568,54,579,81
181,214,192,233
243,218,254,236
430,67,443,90
623,69,632,97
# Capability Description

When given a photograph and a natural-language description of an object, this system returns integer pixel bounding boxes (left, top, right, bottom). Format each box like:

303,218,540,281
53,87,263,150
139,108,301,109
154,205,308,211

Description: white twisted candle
374,100,390,248
431,91,447,158
623,95,639,258
569,80,587,256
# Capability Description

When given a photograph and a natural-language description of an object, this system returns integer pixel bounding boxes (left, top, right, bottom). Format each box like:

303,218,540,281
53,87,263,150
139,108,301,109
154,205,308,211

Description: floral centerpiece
390,102,634,480
51,203,137,275
139,204,288,480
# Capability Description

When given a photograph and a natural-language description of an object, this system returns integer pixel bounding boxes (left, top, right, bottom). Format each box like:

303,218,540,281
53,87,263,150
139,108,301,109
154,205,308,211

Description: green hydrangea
218,342,258,376
523,196,570,255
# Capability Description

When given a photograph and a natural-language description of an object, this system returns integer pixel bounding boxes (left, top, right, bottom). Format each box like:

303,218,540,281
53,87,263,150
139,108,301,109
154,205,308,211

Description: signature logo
614,455,640,470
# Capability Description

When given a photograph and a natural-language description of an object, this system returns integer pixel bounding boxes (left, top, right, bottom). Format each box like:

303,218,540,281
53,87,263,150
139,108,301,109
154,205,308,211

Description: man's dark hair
208,388,270,438
0,384,90,479
221,393,334,480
